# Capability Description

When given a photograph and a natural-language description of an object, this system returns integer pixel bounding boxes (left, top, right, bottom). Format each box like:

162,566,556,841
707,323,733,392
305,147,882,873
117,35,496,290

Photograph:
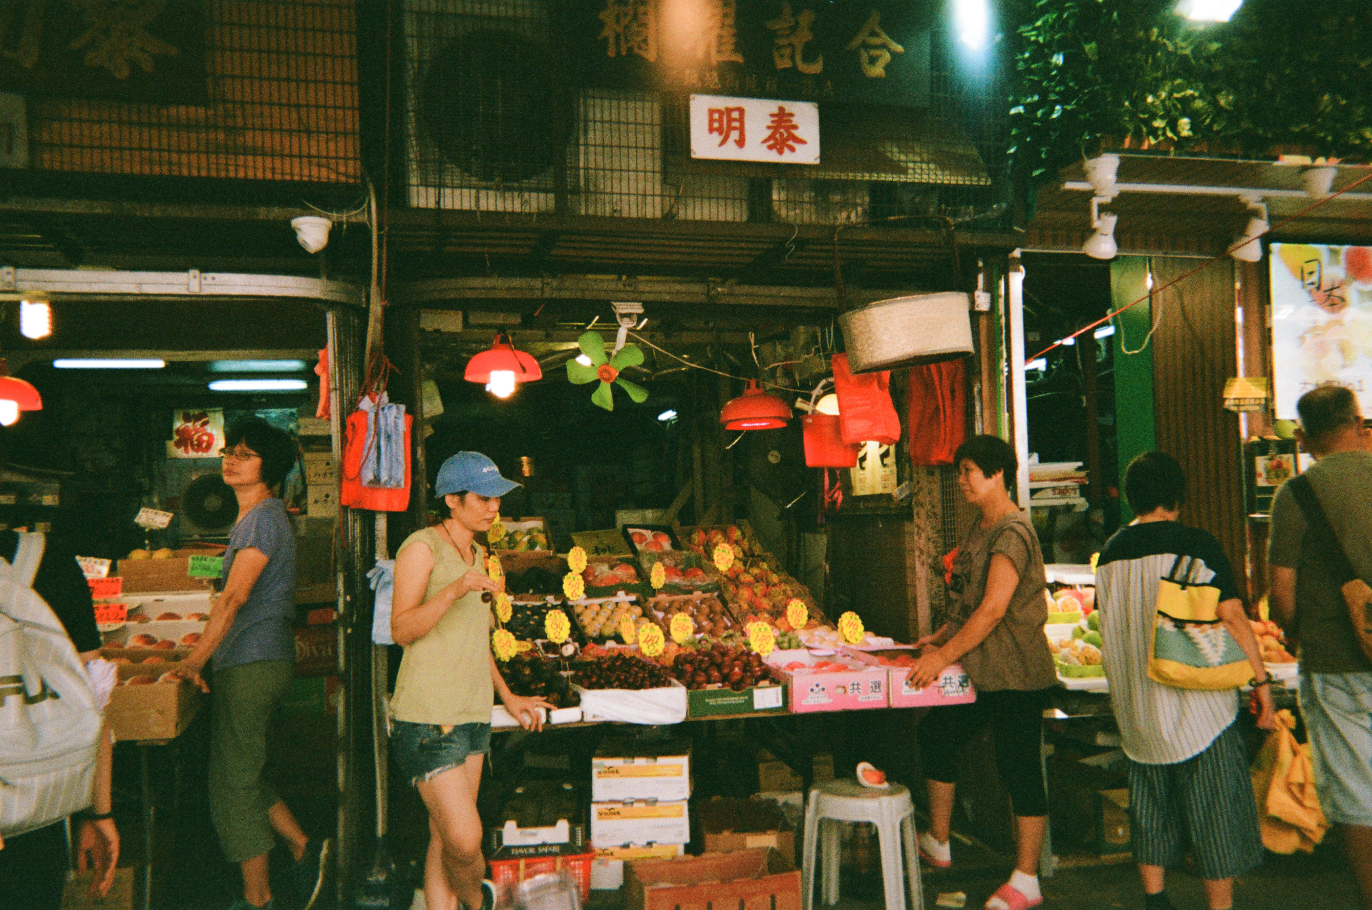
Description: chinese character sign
690,94,819,164
168,408,225,459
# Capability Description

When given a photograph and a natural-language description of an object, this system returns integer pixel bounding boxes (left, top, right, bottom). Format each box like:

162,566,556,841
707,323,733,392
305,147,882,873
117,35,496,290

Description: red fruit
1345,246,1372,284
643,540,664,552
631,531,649,545
153,639,176,650
652,531,672,545
156,612,181,621
129,633,158,648
187,612,209,621
181,632,201,646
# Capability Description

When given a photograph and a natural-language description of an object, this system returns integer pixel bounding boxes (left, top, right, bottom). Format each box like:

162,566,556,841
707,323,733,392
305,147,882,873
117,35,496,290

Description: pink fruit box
839,646,977,708
763,649,888,712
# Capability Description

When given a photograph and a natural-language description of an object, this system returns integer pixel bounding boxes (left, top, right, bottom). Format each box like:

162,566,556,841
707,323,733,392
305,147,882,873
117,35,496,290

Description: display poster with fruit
713,543,735,572
747,621,775,656
544,609,571,644
562,572,585,601
620,616,638,644
651,562,666,590
1271,242,1372,420
1254,453,1295,488
638,622,665,658
567,546,588,574
495,592,513,624
168,408,225,459
669,613,695,643
786,598,809,630
492,629,518,662
838,611,865,645
487,555,503,580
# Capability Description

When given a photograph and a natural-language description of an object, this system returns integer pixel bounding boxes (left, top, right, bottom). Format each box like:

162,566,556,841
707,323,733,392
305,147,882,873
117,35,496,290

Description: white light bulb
955,0,990,49
20,300,51,340
0,400,20,426
486,370,516,398
575,355,593,367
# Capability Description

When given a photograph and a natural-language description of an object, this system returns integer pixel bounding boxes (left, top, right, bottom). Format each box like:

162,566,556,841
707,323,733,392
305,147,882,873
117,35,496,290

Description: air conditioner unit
404,0,558,213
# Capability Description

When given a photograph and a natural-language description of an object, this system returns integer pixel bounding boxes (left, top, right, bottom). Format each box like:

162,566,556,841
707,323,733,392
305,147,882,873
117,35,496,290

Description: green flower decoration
566,331,648,411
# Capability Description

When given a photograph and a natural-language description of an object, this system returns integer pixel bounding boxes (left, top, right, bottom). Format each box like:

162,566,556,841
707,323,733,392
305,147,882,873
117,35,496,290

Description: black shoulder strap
1287,474,1358,585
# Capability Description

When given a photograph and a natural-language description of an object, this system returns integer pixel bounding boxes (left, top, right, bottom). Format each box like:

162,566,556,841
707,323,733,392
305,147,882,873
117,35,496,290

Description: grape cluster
670,644,776,691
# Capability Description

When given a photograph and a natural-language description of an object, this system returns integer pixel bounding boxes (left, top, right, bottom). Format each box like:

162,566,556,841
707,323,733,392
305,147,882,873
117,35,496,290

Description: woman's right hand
448,569,503,601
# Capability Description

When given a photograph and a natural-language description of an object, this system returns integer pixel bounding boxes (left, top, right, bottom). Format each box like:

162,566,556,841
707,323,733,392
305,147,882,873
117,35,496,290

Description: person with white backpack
0,529,120,910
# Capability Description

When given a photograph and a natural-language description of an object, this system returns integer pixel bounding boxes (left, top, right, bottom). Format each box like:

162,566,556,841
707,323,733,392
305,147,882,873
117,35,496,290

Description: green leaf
567,359,599,385
617,378,649,404
591,381,615,411
609,343,644,371
577,331,608,366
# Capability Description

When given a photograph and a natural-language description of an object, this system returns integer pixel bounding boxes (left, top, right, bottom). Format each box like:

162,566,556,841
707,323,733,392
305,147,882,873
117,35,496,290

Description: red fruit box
764,649,887,712
842,647,977,708
489,851,593,904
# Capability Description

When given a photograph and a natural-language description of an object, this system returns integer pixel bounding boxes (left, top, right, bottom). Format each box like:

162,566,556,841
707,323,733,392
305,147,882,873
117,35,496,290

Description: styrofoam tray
1057,673,1109,692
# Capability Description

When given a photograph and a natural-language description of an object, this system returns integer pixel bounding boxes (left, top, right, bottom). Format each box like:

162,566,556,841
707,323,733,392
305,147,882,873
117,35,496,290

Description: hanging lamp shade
0,367,41,427
720,380,791,430
464,333,542,398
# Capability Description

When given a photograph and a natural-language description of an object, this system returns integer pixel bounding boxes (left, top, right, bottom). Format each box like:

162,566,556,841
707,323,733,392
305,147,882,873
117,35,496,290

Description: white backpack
0,532,102,839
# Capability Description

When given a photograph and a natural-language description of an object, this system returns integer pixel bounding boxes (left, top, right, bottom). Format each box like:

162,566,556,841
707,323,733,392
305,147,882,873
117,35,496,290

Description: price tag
650,562,666,590
838,611,865,645
77,556,111,580
544,609,571,644
753,685,783,710
669,613,695,644
786,598,809,630
638,623,665,658
188,555,223,578
747,621,775,657
562,573,585,601
713,543,735,573
93,602,127,625
492,629,518,662
619,616,638,644
567,546,588,574
134,508,174,530
495,592,513,624
487,555,503,580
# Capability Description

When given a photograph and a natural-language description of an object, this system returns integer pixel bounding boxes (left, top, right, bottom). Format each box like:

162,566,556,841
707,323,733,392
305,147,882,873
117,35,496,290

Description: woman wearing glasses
176,417,328,910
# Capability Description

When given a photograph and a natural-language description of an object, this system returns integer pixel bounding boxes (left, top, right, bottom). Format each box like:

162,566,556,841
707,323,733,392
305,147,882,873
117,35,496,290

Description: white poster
689,94,820,164
1270,242,1372,419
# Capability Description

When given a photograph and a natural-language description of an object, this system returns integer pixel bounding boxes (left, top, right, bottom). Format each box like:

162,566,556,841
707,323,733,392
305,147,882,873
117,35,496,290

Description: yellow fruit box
117,547,220,594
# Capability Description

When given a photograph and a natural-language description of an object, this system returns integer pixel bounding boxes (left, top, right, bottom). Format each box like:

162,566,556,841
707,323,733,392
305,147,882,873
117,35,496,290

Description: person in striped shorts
1095,452,1274,910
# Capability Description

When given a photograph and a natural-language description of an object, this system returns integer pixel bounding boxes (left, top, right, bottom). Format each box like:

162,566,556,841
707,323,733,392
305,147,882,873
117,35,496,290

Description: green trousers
209,660,294,863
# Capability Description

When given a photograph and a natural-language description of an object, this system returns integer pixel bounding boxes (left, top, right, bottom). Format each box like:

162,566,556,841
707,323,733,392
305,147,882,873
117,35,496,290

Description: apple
153,639,176,650
129,633,158,648
187,612,209,621
156,611,181,621
180,632,201,646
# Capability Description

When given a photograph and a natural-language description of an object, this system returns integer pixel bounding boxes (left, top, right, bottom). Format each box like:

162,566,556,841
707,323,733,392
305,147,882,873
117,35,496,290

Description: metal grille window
22,0,361,183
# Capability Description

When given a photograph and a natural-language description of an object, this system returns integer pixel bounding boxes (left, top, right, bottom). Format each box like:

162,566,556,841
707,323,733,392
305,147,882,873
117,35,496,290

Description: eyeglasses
219,447,261,462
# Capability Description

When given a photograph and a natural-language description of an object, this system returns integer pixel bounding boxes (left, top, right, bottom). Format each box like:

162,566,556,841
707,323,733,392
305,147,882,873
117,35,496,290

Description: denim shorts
1300,671,1372,826
391,721,491,787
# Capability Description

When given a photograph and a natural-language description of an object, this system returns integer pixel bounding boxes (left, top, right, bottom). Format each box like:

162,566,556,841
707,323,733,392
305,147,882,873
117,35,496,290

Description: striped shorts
1128,722,1263,880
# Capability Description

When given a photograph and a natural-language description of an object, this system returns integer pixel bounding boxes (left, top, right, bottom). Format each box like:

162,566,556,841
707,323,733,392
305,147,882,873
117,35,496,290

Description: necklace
436,519,475,565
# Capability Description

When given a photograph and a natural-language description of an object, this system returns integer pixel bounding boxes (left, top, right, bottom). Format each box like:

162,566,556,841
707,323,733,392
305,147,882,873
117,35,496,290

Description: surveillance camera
291,216,333,254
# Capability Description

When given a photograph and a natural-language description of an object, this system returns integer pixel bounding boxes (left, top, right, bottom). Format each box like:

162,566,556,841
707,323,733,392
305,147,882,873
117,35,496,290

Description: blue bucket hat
435,451,521,498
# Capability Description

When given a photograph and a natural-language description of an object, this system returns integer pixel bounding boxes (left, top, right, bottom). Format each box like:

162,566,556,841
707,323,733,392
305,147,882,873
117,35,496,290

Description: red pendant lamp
720,380,791,430
464,332,542,398
0,361,41,427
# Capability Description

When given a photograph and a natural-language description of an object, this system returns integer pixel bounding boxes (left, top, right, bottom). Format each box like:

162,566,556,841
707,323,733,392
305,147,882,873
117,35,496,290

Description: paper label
77,556,111,579
544,609,571,644
786,598,808,630
562,573,585,601
753,685,783,710
487,555,503,580
187,555,223,578
713,543,735,573
495,592,513,624
134,508,174,529
638,623,665,658
748,622,775,657
492,629,518,661
93,602,127,624
489,518,506,545
650,562,666,590
567,546,588,574
838,611,865,645
620,616,638,644
669,613,695,644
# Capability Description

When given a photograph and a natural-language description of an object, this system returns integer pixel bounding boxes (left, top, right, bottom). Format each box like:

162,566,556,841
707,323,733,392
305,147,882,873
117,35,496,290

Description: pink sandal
985,883,1043,910
915,832,951,869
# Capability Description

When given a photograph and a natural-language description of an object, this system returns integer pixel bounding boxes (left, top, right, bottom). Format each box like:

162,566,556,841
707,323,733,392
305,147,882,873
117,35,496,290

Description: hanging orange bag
908,360,967,466
802,380,860,468
340,362,413,512
832,354,900,445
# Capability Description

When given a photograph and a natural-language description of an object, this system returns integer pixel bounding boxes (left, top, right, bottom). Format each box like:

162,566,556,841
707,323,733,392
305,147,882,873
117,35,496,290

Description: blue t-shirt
212,498,296,672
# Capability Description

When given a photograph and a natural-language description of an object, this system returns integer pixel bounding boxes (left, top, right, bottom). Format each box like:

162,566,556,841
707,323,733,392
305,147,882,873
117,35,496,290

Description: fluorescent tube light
209,360,307,373
657,409,678,421
1026,358,1047,372
54,359,165,369
1094,325,1117,339
208,379,308,392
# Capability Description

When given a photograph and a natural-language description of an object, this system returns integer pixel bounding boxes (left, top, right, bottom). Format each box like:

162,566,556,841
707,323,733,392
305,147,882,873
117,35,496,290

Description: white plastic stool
802,779,923,910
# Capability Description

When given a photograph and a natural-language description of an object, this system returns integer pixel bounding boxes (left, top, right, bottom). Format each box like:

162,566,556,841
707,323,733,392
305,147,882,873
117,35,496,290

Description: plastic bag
341,394,413,512
368,559,396,646
832,354,900,446
908,360,967,466
1251,709,1327,854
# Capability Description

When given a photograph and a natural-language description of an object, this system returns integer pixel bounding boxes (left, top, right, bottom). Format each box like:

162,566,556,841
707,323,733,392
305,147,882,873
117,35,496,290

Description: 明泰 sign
690,94,819,164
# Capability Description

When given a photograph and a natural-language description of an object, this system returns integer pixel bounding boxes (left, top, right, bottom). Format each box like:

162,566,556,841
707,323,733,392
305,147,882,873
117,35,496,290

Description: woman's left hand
500,692,554,732
906,649,952,691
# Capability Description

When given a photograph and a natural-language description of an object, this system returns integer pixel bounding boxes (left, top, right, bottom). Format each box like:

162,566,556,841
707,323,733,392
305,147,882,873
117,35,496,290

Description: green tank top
389,527,493,726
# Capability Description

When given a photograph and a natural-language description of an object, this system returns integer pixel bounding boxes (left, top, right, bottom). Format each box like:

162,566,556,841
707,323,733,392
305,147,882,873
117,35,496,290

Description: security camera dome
291,216,333,254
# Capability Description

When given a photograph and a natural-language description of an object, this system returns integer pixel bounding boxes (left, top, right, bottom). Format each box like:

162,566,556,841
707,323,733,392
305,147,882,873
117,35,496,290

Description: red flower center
597,364,619,383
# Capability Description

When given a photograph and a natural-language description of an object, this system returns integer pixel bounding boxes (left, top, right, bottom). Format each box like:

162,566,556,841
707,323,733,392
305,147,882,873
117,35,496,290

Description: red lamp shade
720,380,791,430
0,376,42,411
464,334,543,384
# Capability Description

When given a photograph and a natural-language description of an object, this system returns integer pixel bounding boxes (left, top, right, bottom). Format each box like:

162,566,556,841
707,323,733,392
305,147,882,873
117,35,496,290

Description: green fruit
1072,625,1087,640
1083,631,1103,648
1087,611,1100,632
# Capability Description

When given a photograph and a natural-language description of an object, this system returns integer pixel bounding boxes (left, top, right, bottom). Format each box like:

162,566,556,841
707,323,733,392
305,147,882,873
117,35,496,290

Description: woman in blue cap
389,452,552,910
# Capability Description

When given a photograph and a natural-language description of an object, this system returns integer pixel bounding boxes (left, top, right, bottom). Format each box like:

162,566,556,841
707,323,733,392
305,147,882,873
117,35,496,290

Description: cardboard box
116,550,216,594
686,682,786,717
107,673,202,742
302,453,337,484
103,619,204,651
294,624,338,676
844,648,978,708
754,791,805,830
127,592,213,620
1093,788,1131,854
592,737,691,802
624,848,800,910
764,650,888,712
757,751,804,792
591,799,690,849
696,798,795,856
488,851,593,904
489,782,588,860
62,866,134,910
571,529,633,558
812,753,835,782
307,485,338,519
592,844,683,891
